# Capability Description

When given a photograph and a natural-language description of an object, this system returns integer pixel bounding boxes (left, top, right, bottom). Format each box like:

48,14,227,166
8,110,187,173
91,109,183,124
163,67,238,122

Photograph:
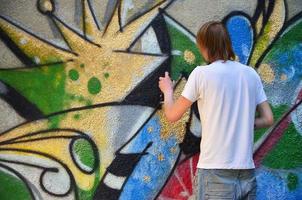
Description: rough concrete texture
0,0,301,199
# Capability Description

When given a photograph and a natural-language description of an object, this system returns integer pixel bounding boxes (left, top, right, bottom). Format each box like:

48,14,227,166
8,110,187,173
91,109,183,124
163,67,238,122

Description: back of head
196,21,235,63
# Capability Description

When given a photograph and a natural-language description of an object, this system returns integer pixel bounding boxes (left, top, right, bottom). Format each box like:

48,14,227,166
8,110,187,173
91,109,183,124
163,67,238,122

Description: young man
158,21,274,200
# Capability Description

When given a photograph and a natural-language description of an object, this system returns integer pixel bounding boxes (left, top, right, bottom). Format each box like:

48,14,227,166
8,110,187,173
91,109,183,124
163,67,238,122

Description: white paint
19,37,27,45
131,55,168,86
103,172,126,190
0,153,75,200
171,49,182,56
141,27,162,54
122,3,160,46
123,107,154,141
180,191,189,197
242,43,250,58
189,112,201,137
113,105,154,154
73,151,93,173
41,168,71,195
190,157,194,189
287,65,296,80
121,0,134,27
291,81,302,135
33,56,40,64
253,125,276,153
174,170,190,197
0,99,25,133
28,181,44,200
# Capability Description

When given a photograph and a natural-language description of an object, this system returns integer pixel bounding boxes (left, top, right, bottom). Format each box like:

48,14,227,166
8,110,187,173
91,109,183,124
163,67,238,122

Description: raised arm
159,72,193,122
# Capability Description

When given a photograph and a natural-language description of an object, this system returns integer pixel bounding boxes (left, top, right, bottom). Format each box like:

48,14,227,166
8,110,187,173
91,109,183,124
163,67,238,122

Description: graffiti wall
0,0,301,199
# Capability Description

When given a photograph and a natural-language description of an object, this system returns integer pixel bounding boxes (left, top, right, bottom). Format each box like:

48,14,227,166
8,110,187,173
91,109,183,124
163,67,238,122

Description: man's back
181,60,267,169
159,21,273,199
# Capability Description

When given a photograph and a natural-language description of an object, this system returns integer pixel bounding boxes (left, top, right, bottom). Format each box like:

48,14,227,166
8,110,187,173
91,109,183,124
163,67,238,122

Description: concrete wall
0,0,301,199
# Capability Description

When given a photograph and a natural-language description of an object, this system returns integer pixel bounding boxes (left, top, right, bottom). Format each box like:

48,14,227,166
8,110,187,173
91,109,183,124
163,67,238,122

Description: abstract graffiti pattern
0,0,301,199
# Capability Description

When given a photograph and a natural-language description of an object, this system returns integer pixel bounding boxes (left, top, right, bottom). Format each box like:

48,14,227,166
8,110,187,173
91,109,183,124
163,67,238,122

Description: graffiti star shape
0,0,169,112
0,0,177,198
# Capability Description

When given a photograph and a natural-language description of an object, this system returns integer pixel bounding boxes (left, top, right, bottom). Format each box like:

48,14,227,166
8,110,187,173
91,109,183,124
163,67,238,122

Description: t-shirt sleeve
181,69,201,102
255,73,267,105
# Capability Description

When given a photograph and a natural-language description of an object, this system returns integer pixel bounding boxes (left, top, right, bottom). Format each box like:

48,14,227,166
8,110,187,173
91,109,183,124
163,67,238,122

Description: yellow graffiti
0,0,174,193
158,78,190,142
184,50,196,64
257,63,275,84
250,0,285,67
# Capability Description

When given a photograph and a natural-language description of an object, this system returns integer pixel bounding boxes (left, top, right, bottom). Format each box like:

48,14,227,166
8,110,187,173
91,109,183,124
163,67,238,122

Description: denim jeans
194,168,257,200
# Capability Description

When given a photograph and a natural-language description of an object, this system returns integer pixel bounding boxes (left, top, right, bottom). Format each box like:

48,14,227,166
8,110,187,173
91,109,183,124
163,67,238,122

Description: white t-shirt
181,60,267,169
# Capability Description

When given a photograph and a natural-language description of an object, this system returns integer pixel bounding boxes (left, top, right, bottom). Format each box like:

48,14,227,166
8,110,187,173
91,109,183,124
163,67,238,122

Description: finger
165,71,169,77
159,77,164,80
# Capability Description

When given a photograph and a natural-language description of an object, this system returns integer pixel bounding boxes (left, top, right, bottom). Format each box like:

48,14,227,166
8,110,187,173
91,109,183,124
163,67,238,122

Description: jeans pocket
246,184,257,200
205,182,235,199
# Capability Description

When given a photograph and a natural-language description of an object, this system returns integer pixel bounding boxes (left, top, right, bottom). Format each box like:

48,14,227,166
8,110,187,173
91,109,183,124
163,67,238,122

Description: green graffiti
0,61,67,127
88,77,101,95
78,170,101,200
287,173,299,190
263,122,302,169
166,23,205,80
73,113,81,120
266,19,302,61
48,114,66,129
254,104,289,142
67,94,92,106
69,69,79,81
73,138,96,171
250,21,272,67
0,170,31,200
72,138,101,200
104,72,109,79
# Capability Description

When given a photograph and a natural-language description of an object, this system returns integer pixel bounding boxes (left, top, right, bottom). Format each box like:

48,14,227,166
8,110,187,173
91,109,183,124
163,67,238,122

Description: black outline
69,136,99,174
0,26,34,66
82,0,101,39
126,19,158,51
0,15,77,59
0,148,79,199
161,10,196,38
117,77,184,154
254,11,301,69
0,1,183,200
0,81,44,120
0,162,36,199
50,14,101,51
119,0,167,32
0,128,100,175
0,102,120,136
93,142,152,200
126,11,172,55
101,0,122,36
113,49,166,57
0,60,73,121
